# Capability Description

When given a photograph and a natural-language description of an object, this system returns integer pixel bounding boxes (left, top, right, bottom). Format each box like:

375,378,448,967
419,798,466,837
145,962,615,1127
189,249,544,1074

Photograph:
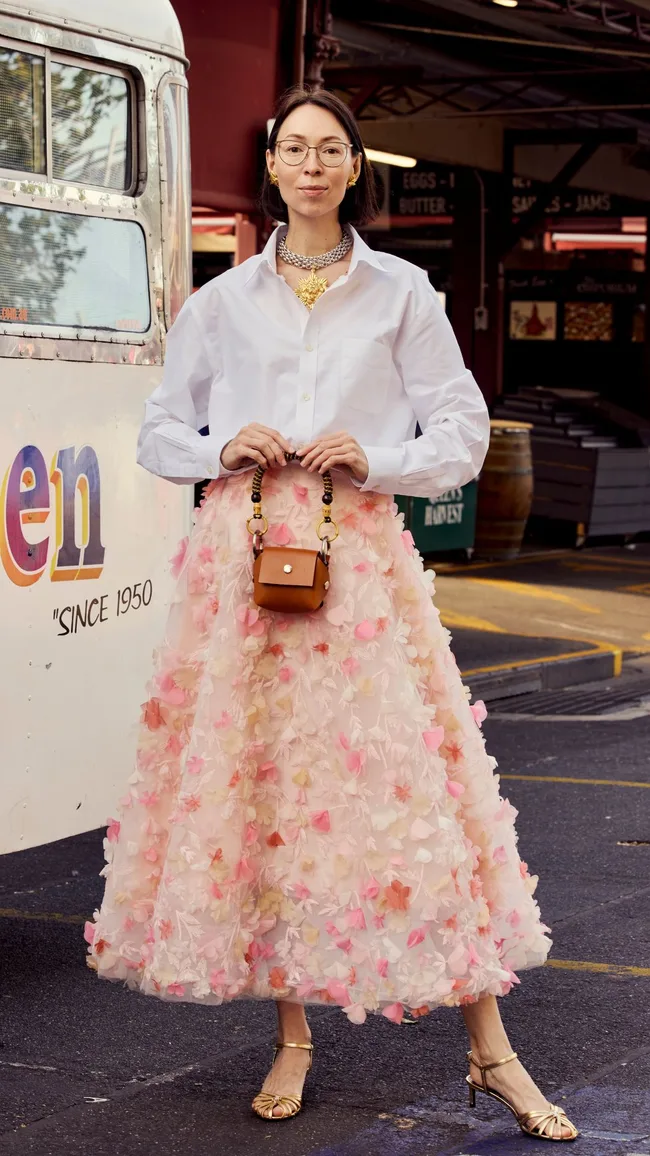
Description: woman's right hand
219,422,293,471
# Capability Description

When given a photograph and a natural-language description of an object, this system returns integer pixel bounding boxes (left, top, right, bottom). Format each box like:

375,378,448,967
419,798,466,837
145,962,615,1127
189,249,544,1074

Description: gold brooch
295,267,329,310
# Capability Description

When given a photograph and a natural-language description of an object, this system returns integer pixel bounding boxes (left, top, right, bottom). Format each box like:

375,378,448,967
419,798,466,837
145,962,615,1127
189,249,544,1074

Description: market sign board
510,176,631,219
386,163,646,222
395,482,477,554
505,271,643,345
390,162,455,220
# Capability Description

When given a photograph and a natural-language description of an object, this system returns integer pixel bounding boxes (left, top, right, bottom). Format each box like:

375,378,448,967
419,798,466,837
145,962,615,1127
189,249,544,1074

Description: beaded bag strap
246,451,339,559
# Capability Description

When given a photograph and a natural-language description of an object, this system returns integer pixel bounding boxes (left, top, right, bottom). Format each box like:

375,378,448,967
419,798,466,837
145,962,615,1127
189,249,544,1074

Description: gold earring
269,171,279,186
347,174,358,189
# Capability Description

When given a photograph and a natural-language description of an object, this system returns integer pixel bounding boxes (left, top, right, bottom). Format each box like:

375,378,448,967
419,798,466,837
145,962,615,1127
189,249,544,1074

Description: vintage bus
0,0,192,852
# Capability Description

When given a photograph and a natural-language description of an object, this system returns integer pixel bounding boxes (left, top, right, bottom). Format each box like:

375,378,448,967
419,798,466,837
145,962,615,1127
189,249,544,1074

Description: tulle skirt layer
87,465,551,1025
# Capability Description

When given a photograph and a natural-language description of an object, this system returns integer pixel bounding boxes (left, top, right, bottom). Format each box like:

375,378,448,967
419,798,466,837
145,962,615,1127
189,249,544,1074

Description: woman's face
267,103,361,222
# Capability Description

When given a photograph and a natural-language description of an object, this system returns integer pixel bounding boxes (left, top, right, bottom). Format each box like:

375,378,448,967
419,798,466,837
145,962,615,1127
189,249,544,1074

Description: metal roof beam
475,81,541,114
503,137,600,254
364,20,650,59
501,126,640,253
333,78,650,121
565,0,650,39
505,127,639,143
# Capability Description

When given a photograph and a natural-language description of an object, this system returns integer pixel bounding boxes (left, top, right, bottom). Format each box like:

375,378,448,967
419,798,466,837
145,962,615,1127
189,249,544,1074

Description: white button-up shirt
137,226,490,498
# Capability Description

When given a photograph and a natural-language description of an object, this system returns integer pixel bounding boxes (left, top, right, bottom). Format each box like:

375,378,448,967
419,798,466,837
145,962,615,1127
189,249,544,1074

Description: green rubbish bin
395,481,477,557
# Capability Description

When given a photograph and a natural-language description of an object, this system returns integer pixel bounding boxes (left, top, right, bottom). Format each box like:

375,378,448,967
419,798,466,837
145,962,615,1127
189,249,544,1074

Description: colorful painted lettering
0,444,105,587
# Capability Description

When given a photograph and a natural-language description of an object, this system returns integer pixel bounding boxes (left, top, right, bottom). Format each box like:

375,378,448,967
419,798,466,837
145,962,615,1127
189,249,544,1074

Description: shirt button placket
297,330,317,441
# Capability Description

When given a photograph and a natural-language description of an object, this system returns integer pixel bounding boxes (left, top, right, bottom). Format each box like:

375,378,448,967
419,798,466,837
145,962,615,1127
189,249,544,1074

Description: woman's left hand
296,431,369,484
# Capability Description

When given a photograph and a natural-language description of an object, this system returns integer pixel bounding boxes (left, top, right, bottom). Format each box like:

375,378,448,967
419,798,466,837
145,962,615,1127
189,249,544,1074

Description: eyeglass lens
277,141,348,167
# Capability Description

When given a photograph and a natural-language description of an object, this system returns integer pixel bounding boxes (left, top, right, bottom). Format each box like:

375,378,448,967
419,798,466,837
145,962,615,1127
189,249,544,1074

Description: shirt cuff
358,445,405,493
197,435,254,480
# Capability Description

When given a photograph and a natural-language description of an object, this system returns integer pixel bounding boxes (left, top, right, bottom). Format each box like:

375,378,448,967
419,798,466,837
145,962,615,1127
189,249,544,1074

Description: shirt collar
243,224,388,285
347,227,387,275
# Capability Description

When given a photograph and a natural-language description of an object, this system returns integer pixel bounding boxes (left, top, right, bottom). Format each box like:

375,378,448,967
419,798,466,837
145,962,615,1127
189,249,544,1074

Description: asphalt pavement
435,544,650,655
1,683,650,1156
433,544,650,698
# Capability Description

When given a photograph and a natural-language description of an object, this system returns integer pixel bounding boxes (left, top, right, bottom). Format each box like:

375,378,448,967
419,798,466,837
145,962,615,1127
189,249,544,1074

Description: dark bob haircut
260,86,379,227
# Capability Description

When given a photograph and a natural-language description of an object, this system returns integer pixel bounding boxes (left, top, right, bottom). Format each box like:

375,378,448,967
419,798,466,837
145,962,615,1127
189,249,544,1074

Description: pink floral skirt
87,464,551,1025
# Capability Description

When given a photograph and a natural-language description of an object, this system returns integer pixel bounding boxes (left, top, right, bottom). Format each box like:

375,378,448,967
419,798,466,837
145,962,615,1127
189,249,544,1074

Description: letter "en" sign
0,445,105,587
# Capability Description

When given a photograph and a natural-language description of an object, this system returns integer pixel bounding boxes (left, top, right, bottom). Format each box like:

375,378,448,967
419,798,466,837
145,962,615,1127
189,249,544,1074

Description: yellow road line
501,773,650,788
560,562,627,572
463,577,601,615
619,583,650,595
561,559,650,574
434,550,650,576
585,552,650,570
462,643,621,678
439,595,624,676
430,551,572,574
0,908,85,924
439,609,507,634
546,959,650,977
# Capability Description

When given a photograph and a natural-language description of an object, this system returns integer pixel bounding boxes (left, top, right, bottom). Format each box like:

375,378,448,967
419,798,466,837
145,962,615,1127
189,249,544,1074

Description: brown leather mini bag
247,452,338,614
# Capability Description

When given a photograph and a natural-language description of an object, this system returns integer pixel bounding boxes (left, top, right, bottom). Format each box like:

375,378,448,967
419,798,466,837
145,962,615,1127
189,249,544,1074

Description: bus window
159,77,191,326
0,48,46,174
0,205,150,332
51,62,131,191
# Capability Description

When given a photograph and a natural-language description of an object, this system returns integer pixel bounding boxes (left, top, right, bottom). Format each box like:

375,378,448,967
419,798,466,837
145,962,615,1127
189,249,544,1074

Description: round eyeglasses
276,139,352,168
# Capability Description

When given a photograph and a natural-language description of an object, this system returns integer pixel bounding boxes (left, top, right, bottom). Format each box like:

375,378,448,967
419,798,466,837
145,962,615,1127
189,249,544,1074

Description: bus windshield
0,48,46,174
51,61,131,191
0,48,131,191
0,205,150,332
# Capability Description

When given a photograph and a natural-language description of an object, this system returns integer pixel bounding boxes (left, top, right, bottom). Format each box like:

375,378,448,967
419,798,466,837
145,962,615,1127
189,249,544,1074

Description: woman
86,87,577,1141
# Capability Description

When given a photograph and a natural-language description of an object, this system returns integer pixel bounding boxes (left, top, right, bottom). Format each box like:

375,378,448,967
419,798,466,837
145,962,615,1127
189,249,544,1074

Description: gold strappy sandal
251,1039,314,1121
466,1050,579,1142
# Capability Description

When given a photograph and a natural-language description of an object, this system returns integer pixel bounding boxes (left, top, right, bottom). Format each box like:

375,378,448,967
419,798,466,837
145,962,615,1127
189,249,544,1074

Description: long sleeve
136,295,247,485
356,272,490,499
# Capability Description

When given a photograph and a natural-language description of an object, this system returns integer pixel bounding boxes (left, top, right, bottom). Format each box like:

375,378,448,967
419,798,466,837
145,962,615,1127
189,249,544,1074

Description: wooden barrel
474,419,533,560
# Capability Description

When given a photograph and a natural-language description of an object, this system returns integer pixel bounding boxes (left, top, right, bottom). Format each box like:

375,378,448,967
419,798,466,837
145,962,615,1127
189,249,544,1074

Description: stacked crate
492,387,650,541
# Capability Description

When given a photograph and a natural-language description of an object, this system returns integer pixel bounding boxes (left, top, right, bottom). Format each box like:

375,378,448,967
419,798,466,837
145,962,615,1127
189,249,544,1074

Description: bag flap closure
257,547,319,587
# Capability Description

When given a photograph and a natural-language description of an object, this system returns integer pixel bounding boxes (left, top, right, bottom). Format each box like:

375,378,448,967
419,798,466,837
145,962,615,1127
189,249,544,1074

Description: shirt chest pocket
339,338,393,415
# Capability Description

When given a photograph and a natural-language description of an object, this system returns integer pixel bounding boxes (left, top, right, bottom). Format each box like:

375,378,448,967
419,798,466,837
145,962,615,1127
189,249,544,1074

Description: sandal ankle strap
272,1039,314,1072
467,1049,518,1090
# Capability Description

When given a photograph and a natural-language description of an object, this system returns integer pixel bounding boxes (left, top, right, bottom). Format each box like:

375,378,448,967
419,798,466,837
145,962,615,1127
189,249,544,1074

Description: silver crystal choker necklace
277,225,353,270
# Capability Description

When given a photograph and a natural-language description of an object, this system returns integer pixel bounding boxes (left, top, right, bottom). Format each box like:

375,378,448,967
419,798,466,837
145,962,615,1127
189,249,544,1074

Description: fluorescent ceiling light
622,216,646,233
492,0,519,7
552,232,645,243
192,216,236,227
365,147,417,168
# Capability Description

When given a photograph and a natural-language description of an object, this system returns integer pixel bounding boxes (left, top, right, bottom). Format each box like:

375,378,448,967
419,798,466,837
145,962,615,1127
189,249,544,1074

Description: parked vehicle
0,0,192,852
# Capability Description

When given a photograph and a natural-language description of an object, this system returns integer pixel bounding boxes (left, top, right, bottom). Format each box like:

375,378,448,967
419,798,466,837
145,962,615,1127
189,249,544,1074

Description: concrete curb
465,647,621,702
